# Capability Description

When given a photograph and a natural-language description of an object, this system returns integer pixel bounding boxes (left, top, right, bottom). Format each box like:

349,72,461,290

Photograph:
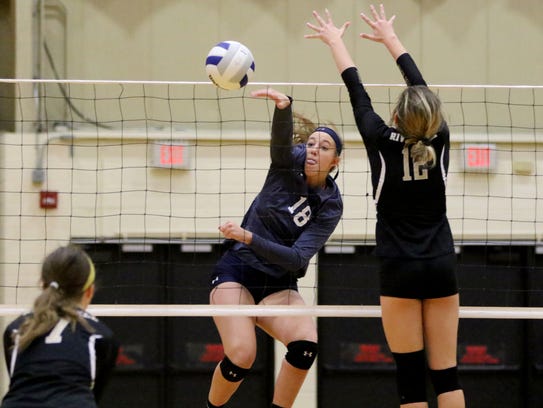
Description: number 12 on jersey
402,147,428,181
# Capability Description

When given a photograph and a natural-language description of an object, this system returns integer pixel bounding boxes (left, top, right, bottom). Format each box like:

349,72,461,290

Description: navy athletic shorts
379,252,458,299
210,250,298,304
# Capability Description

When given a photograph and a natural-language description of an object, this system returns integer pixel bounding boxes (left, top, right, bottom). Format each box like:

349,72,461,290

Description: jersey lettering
288,196,307,213
45,318,70,344
288,196,312,227
401,147,428,181
389,132,405,143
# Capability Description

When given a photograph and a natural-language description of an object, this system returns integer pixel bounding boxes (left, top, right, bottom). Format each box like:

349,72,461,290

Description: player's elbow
284,251,309,272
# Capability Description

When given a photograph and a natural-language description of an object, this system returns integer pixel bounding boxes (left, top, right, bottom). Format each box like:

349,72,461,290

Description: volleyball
205,40,255,90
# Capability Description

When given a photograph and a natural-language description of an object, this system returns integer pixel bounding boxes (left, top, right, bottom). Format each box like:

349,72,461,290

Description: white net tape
2,304,543,319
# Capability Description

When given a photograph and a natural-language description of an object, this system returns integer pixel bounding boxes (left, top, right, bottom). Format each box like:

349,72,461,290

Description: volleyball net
0,79,542,318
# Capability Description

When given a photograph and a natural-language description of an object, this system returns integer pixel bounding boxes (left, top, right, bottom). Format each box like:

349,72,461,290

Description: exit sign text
462,144,496,172
151,142,190,169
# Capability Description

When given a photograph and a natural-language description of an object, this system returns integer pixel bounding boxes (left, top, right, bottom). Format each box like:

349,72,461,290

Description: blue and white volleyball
205,41,255,90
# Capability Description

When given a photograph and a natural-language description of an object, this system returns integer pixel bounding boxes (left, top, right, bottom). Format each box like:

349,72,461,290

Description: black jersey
342,53,454,259
229,103,343,278
2,309,119,408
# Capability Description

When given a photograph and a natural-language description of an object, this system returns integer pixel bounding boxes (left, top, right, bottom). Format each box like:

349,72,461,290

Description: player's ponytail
393,85,443,169
409,137,437,169
15,246,95,351
293,112,317,145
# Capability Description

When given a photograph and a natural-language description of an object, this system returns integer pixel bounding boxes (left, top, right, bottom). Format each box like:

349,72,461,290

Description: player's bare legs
258,289,318,408
381,295,465,408
381,296,428,408
208,282,257,406
424,295,465,408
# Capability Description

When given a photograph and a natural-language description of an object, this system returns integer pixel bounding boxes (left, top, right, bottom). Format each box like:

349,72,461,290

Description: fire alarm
40,191,58,209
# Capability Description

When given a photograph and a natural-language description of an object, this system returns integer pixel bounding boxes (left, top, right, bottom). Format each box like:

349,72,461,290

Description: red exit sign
462,143,496,172
151,142,190,169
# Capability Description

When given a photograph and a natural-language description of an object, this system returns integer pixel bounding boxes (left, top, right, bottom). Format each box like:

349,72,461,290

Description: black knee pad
219,355,249,382
429,366,462,396
285,340,318,370
392,350,427,404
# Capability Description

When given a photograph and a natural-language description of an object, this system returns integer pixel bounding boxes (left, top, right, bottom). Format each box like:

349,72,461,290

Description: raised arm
360,4,426,86
251,88,293,167
307,8,383,147
360,4,406,60
305,9,354,75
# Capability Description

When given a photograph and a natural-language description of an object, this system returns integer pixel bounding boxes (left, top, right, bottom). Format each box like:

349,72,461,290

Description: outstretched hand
360,4,397,44
305,8,350,46
251,88,291,109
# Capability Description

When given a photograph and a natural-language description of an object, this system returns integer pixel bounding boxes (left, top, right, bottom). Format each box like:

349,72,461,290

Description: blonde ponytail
393,85,443,169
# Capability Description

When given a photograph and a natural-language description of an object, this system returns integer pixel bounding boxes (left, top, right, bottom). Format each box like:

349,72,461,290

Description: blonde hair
292,112,316,144
15,245,95,351
392,86,443,168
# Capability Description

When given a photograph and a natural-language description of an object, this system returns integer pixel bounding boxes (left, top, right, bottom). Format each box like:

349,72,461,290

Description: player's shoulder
329,181,344,208
78,309,115,337
5,313,31,333
437,122,450,141
320,179,344,217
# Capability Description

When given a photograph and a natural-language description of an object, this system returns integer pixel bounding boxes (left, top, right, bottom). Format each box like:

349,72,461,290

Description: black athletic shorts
210,250,298,304
379,252,458,299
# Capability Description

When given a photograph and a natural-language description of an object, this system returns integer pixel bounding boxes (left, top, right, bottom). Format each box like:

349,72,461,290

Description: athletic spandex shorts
210,250,298,304
379,252,458,299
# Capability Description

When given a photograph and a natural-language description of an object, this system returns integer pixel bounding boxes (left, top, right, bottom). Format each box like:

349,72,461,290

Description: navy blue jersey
2,309,119,408
229,103,343,278
341,53,454,259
